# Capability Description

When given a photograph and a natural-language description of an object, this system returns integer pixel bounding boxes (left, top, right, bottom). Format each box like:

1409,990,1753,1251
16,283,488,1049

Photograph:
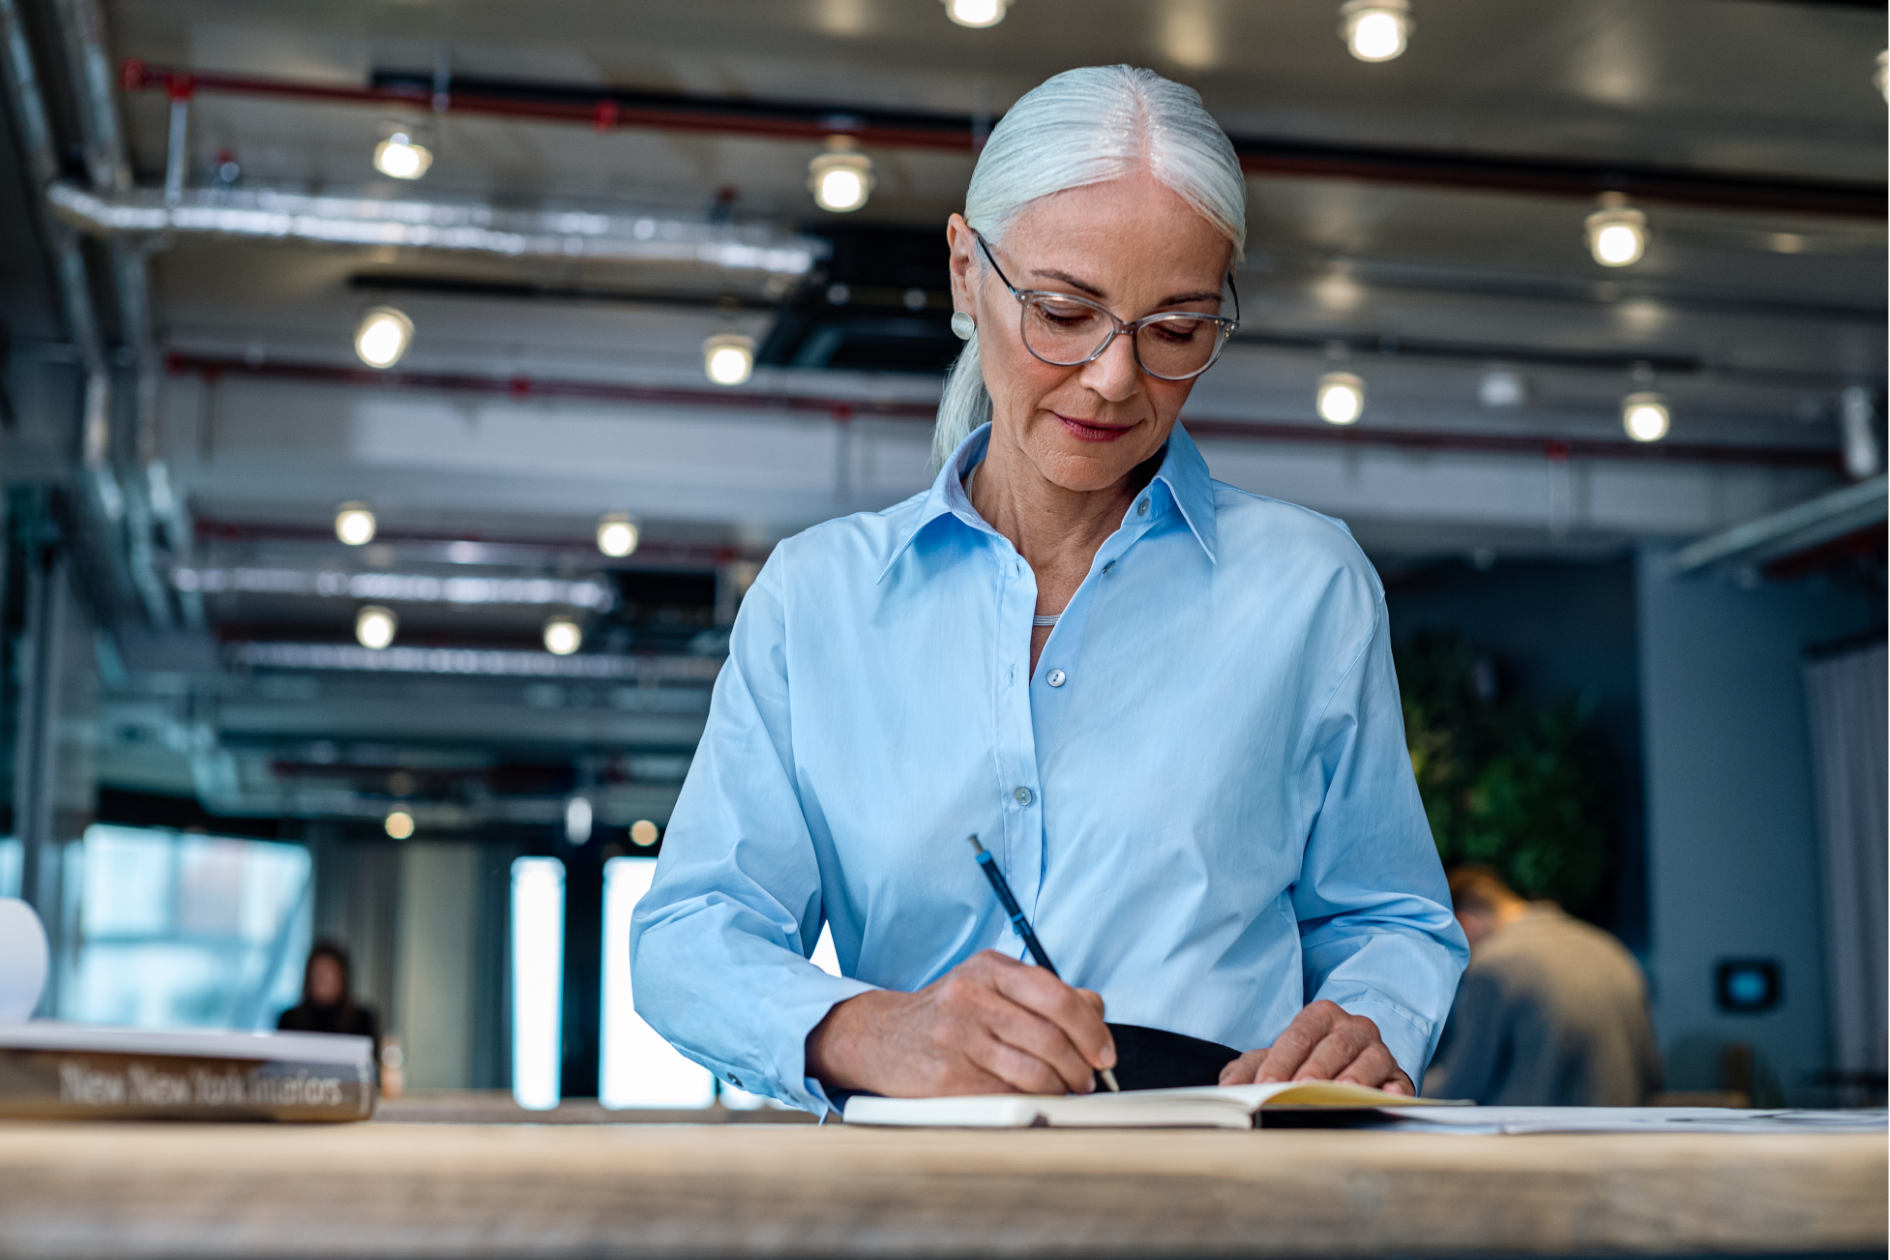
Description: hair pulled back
931,65,1247,470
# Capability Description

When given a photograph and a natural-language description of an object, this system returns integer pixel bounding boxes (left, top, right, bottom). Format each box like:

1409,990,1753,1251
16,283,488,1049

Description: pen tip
966,834,984,854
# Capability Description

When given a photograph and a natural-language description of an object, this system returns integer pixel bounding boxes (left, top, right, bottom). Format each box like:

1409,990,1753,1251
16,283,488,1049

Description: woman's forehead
999,176,1233,291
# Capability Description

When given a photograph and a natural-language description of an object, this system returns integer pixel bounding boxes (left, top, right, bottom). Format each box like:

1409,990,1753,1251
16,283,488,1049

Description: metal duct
1671,474,1887,574
47,182,827,277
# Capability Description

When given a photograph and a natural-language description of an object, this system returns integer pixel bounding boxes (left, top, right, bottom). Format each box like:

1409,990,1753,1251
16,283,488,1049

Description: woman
631,65,1465,1115
277,939,381,1066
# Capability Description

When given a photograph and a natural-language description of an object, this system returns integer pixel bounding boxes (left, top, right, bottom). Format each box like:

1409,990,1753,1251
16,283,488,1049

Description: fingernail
1102,1045,1117,1070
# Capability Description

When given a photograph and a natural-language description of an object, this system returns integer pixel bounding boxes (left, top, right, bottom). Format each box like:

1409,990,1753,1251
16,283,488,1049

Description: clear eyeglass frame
971,229,1240,382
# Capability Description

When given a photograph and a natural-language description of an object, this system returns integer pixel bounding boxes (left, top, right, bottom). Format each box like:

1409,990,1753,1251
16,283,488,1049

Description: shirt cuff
757,970,880,1117
1314,984,1438,1093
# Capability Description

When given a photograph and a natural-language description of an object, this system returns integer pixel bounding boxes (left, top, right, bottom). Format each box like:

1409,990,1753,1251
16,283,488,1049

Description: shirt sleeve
1291,595,1469,1090
628,554,878,1116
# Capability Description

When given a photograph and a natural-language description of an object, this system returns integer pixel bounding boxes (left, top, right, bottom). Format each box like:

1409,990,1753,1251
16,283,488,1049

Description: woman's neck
966,434,1152,581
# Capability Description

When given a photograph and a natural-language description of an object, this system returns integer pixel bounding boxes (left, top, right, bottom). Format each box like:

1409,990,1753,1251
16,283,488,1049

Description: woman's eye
1151,319,1205,343
1037,302,1097,327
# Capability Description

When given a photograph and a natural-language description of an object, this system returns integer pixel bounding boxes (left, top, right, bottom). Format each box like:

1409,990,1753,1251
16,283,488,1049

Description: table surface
0,1119,1883,1258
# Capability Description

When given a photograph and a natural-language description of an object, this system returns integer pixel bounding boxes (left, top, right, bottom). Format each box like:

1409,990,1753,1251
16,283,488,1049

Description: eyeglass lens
1020,295,1225,379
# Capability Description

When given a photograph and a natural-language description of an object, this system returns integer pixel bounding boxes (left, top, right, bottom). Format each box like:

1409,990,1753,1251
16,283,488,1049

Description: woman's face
308,955,345,1006
947,172,1234,495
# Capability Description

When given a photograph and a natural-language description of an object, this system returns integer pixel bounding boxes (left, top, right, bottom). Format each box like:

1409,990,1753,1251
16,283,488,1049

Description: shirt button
1102,561,1115,575
1013,787,1034,806
1046,669,1066,688
1137,500,1149,516
727,1073,742,1088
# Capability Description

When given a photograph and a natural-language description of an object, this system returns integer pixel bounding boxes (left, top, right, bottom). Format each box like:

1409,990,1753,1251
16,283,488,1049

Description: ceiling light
944,0,1008,28
354,306,414,369
1316,371,1366,425
543,617,583,656
630,819,660,848
373,127,433,181
596,513,640,559
1478,369,1529,409
809,146,874,213
1340,0,1411,62
334,502,377,547
355,604,399,650
1622,391,1670,443
1585,196,1648,267
565,796,593,846
384,809,415,840
703,332,756,386
1877,51,1887,104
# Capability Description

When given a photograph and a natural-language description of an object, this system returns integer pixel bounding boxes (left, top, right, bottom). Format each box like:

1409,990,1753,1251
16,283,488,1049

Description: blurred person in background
277,939,381,1067
1427,865,1658,1105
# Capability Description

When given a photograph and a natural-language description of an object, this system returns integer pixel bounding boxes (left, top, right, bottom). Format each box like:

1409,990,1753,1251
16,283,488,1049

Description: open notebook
843,1080,1469,1129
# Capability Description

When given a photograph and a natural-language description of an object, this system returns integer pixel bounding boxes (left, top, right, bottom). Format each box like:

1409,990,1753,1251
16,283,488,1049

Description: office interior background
0,0,1883,1112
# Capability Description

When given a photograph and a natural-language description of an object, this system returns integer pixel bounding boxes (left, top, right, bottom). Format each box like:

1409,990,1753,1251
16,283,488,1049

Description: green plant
1396,630,1612,915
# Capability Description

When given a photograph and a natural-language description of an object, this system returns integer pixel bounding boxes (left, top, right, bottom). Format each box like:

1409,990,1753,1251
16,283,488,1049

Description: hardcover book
0,1023,376,1122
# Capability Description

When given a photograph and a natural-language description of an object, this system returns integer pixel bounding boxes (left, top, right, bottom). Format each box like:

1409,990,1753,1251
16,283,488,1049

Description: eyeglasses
971,229,1239,382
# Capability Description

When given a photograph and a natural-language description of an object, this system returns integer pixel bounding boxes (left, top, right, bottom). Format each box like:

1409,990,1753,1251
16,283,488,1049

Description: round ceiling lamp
1340,0,1411,62
944,0,1008,28
1621,391,1670,442
809,144,874,213
1585,195,1649,267
355,604,399,650
596,513,640,558
372,126,434,181
543,617,583,656
1316,371,1366,426
334,502,377,547
703,333,756,387
354,306,414,369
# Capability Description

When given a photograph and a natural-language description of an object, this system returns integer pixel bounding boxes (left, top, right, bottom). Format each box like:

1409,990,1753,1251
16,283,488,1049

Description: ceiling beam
113,62,1887,220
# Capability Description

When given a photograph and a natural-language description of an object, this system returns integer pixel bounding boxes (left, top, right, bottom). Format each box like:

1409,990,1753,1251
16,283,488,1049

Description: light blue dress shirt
631,422,1468,1115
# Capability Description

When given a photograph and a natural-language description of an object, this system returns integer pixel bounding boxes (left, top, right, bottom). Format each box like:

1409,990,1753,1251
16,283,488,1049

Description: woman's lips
1055,413,1132,442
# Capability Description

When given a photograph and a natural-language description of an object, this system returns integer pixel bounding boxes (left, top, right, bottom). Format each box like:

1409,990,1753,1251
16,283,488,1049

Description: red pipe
118,61,1884,218
121,60,976,152
165,351,1842,472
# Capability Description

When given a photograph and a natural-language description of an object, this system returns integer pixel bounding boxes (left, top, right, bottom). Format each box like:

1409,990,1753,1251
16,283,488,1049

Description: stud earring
950,311,975,340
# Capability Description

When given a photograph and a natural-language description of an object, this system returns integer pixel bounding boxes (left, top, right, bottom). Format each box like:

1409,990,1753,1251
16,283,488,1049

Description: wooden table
0,1120,1881,1257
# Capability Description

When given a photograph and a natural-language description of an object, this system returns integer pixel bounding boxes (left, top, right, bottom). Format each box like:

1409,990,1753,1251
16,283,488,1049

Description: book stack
0,1023,377,1122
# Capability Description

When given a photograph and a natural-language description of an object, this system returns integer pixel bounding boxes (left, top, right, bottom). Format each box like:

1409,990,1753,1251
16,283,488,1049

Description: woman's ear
945,213,977,322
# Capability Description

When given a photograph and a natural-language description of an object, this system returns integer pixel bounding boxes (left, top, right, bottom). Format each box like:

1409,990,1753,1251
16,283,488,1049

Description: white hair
931,65,1247,471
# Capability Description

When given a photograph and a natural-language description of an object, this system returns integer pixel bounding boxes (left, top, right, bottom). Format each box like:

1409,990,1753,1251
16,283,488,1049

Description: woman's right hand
805,950,1116,1097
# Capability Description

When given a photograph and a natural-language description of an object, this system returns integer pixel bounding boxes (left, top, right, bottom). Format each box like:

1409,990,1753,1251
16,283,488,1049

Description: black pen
966,834,1120,1092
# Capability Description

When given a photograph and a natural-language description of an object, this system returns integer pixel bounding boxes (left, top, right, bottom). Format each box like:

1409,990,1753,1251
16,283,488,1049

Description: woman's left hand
1217,999,1414,1094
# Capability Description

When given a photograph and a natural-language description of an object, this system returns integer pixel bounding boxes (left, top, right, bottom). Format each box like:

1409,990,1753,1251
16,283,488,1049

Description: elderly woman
631,65,1466,1115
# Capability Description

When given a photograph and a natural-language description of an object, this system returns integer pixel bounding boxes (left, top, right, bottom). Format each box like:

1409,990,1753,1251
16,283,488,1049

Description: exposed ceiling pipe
1670,474,1886,574
51,0,181,629
46,181,827,276
166,351,1843,472
116,60,1886,219
0,0,156,619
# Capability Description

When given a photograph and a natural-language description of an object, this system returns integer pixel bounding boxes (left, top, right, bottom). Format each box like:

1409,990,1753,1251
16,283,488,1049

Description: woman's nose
1077,328,1141,401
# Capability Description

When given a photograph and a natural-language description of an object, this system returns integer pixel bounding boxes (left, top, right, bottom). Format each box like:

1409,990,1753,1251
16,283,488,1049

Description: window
59,825,311,1031
0,838,20,899
600,854,840,1109
509,857,565,1111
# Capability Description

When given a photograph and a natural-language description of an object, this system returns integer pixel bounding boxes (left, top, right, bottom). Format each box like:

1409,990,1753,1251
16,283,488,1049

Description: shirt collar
876,421,1218,584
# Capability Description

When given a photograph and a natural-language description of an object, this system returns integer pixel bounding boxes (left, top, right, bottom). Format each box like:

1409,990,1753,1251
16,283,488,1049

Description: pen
966,834,1120,1093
